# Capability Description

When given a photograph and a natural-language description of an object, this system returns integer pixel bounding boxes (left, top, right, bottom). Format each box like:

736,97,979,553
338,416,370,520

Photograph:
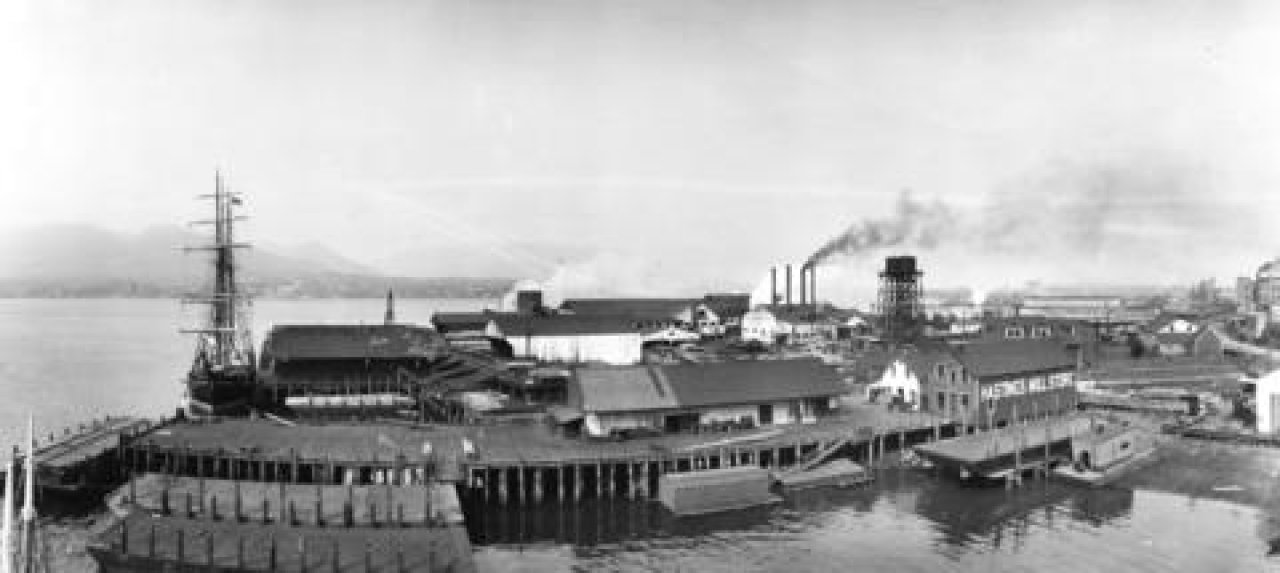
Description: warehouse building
869,339,1079,429
568,358,846,438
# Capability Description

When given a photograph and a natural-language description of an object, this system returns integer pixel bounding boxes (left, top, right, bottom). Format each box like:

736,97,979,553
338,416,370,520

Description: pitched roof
491,313,649,336
430,312,497,334
702,293,751,318
574,358,845,413
559,298,698,318
949,340,1076,382
573,365,679,412
264,324,446,361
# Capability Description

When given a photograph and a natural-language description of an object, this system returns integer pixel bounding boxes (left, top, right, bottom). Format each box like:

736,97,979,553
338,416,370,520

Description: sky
4,0,1280,303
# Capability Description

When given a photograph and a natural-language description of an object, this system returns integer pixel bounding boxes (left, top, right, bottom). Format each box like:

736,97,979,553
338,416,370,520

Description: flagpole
20,416,35,573
2,458,13,573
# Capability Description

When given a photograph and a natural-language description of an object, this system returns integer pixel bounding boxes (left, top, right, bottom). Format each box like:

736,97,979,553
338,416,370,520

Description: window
1004,326,1025,339
1033,326,1052,338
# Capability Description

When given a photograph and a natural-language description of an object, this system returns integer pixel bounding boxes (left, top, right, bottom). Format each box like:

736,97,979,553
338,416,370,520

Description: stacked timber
657,466,777,516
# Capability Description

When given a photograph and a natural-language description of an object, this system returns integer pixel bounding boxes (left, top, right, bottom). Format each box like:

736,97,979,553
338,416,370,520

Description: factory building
868,339,1079,429
486,314,655,365
567,358,845,438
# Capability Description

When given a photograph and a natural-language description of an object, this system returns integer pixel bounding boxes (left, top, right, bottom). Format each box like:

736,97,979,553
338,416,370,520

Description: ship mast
183,171,254,377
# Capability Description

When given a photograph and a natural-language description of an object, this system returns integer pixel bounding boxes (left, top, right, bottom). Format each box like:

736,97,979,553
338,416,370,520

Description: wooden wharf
913,416,1092,486
2,415,154,496
119,411,961,508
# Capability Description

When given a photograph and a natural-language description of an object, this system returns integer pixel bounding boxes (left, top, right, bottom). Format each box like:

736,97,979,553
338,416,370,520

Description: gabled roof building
569,358,846,437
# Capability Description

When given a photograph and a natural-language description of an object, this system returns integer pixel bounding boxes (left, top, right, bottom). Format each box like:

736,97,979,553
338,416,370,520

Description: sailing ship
181,172,261,415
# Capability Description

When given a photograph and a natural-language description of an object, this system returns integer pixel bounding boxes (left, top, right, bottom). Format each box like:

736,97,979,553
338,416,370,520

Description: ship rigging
181,171,259,414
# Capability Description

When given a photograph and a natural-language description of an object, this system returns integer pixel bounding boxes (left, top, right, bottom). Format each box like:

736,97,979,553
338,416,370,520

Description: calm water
2,299,1278,572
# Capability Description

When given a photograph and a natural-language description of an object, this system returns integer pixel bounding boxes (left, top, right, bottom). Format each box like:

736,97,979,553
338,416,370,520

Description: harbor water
2,298,1279,572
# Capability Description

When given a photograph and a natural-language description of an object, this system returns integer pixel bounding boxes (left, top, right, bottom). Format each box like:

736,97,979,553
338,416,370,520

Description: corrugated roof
264,324,446,361
574,358,845,413
949,340,1076,382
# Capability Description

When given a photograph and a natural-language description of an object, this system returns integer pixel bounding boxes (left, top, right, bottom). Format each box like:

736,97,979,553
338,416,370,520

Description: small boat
775,459,873,492
657,466,780,516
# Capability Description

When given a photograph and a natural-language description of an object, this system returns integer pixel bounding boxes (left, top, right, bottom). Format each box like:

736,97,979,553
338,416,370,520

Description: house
869,339,1079,429
701,293,751,336
1191,327,1227,359
741,308,781,344
568,358,846,438
1150,314,1200,335
739,305,832,345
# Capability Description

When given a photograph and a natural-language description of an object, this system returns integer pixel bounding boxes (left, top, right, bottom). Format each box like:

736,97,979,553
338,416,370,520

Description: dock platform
914,416,1091,480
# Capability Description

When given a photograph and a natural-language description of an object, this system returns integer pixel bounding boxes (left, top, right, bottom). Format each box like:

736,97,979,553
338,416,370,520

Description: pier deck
914,416,1090,478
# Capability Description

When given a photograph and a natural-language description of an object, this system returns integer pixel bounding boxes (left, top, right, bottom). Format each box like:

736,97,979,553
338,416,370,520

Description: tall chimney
800,264,807,306
785,264,793,307
770,267,778,307
810,265,817,309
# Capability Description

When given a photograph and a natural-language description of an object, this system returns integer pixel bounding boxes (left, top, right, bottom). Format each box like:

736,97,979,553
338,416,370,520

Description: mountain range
0,224,513,298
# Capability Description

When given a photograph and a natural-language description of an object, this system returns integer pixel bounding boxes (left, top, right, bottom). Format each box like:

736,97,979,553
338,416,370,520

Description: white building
1256,370,1280,434
741,309,781,344
867,359,922,410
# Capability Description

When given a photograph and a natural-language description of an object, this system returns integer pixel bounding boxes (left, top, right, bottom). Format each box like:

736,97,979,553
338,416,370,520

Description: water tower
877,255,923,342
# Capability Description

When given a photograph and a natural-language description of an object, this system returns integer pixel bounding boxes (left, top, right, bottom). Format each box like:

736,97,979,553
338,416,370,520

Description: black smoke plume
805,191,954,267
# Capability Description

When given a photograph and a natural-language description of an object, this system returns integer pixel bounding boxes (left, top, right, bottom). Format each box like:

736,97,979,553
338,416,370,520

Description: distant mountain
0,224,513,298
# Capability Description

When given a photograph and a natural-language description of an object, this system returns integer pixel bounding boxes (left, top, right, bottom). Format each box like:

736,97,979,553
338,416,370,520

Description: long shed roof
950,340,1076,382
574,358,845,413
263,324,446,361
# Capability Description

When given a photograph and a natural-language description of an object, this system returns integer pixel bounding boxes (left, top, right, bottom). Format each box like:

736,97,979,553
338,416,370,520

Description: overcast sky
4,0,1279,300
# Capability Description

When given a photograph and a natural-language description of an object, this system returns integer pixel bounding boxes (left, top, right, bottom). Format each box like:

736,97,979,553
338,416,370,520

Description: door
758,404,773,425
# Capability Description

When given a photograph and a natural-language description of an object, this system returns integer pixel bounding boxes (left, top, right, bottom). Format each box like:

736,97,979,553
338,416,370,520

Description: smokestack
810,265,817,309
770,267,778,307
785,264,793,307
800,264,807,306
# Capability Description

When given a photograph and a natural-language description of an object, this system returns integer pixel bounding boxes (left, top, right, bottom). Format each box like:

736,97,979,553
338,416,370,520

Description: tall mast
2,457,13,573
183,170,253,374
19,417,34,573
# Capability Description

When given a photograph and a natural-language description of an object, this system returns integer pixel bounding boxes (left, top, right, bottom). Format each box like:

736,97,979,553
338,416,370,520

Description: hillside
0,224,513,298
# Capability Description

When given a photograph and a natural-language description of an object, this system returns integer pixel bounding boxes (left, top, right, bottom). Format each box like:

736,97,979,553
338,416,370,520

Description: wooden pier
2,416,154,496
913,416,1092,485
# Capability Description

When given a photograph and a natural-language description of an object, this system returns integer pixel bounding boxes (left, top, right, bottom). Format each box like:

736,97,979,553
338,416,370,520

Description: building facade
569,359,845,438
871,340,1079,429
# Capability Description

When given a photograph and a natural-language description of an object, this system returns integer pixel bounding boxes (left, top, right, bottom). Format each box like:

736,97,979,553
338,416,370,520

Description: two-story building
870,339,1079,429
